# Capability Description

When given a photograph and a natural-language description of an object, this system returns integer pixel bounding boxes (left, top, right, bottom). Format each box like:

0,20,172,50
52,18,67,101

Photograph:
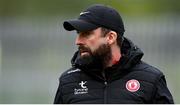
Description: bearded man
54,4,174,104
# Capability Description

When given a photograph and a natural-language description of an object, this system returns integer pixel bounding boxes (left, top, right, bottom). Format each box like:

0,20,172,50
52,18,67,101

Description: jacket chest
61,77,152,104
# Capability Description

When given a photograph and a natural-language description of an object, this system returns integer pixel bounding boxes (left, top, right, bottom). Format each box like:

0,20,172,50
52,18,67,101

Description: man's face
75,28,112,67
76,28,107,56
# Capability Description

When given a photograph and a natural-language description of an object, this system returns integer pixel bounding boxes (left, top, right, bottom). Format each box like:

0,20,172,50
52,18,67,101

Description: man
54,4,174,104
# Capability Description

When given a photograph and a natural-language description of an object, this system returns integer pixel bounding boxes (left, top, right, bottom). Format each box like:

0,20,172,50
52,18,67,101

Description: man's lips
80,52,89,56
79,50,90,56
78,46,91,56
80,50,88,53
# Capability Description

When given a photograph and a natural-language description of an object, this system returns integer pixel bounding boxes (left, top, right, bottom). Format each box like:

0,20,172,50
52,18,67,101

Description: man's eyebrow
78,30,94,35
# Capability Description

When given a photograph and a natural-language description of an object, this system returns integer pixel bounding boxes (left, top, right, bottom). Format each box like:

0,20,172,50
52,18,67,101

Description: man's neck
107,45,121,67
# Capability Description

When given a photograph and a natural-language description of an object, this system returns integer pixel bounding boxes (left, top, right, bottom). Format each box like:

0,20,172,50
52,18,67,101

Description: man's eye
79,31,93,37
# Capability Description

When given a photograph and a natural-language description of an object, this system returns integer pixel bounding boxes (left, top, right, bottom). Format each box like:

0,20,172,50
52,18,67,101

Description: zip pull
102,71,108,85
104,81,107,85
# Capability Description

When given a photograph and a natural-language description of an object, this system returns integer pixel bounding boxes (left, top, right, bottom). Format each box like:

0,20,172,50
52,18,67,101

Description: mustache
78,45,91,53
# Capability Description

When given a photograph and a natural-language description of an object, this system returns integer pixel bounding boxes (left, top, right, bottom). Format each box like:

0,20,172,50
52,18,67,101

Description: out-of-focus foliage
0,0,180,17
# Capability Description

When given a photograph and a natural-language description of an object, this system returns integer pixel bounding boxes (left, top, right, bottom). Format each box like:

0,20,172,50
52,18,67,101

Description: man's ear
106,31,117,45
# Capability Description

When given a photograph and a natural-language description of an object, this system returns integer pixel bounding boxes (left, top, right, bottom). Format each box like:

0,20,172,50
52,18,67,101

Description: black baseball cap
63,4,125,36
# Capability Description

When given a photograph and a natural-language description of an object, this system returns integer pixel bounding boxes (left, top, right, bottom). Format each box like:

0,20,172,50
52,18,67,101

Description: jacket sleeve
152,75,174,104
54,78,63,104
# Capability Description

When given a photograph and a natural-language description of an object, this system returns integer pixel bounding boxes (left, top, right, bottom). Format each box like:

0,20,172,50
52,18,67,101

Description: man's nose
75,35,85,45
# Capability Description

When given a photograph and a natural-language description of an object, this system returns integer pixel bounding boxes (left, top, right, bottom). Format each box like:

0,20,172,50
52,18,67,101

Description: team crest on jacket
126,79,140,92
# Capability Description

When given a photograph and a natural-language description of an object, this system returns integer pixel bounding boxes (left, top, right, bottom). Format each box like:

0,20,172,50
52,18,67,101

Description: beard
76,43,112,69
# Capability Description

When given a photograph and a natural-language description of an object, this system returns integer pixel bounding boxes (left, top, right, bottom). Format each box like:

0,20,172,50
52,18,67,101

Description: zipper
102,71,108,104
104,81,108,104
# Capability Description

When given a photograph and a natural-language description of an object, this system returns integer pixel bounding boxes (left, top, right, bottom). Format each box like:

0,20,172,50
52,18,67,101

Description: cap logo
126,79,140,92
80,11,90,16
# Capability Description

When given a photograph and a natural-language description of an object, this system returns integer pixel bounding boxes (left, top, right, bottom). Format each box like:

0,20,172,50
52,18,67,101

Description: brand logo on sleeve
74,81,88,95
80,11,90,16
67,69,81,74
126,79,140,92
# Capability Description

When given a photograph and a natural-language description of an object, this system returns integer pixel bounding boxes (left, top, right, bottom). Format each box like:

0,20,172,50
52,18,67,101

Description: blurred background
0,0,180,103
